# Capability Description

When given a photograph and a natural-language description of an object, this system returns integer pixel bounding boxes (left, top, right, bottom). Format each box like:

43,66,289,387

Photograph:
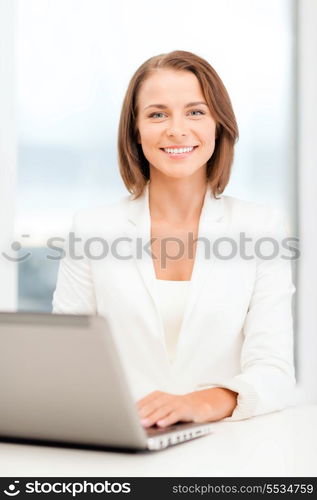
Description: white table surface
0,404,316,477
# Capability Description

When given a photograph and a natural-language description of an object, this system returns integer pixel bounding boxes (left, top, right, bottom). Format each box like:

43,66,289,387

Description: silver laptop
0,312,213,451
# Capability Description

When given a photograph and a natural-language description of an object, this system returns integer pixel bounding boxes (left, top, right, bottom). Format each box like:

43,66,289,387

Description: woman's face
136,69,217,180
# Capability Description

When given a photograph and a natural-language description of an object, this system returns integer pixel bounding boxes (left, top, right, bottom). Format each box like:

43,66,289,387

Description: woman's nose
166,115,188,136
167,123,187,137
167,130,186,138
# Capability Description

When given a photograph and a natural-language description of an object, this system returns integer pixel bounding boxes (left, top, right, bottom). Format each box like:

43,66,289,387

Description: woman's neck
148,177,207,225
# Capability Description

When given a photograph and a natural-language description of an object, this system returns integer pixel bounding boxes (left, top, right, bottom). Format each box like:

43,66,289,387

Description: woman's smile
160,145,199,159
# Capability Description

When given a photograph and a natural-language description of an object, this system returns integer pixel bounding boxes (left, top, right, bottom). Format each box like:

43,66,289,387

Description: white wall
294,0,317,404
0,0,17,311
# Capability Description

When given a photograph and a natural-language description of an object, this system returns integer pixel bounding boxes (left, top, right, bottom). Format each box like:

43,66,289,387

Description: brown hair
117,50,239,199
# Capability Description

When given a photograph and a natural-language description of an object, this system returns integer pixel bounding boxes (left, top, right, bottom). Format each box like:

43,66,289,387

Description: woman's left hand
136,388,238,428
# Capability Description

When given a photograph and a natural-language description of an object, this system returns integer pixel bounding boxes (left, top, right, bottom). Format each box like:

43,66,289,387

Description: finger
156,410,181,428
138,395,169,419
136,391,164,410
141,404,174,428
138,393,171,417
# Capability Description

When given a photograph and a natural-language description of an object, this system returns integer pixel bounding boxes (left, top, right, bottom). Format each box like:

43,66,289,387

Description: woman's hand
136,388,238,428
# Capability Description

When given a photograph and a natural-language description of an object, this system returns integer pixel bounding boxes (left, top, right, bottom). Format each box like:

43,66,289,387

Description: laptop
0,311,213,451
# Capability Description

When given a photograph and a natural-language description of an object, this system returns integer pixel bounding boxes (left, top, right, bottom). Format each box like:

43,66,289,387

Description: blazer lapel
125,181,225,344
178,186,225,343
125,181,163,339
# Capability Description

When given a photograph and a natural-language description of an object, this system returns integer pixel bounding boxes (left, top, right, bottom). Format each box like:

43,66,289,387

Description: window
15,0,296,311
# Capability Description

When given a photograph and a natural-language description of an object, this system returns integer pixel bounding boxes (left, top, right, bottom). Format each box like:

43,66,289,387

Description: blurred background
0,0,316,404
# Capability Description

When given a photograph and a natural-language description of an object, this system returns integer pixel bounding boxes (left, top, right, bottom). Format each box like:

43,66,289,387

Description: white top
155,279,190,363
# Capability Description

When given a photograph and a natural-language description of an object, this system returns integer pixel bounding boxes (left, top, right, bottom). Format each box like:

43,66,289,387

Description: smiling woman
118,52,238,200
53,50,296,428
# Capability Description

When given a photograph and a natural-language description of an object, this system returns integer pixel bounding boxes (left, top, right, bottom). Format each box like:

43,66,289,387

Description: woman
52,50,296,428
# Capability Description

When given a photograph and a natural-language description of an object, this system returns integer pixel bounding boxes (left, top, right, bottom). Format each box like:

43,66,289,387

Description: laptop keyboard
146,422,201,436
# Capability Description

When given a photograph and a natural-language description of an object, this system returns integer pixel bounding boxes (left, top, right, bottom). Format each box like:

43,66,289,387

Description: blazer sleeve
196,208,297,421
52,212,97,315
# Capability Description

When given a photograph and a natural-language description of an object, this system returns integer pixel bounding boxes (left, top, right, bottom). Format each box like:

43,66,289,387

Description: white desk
0,405,316,477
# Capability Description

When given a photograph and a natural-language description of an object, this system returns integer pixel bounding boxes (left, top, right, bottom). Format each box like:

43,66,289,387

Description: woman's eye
149,112,165,119
148,109,205,119
189,109,205,116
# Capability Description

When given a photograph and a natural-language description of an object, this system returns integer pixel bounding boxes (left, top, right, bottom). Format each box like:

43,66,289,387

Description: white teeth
163,146,194,154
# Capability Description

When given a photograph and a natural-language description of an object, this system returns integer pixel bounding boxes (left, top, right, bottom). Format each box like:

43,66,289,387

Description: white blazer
52,182,296,421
